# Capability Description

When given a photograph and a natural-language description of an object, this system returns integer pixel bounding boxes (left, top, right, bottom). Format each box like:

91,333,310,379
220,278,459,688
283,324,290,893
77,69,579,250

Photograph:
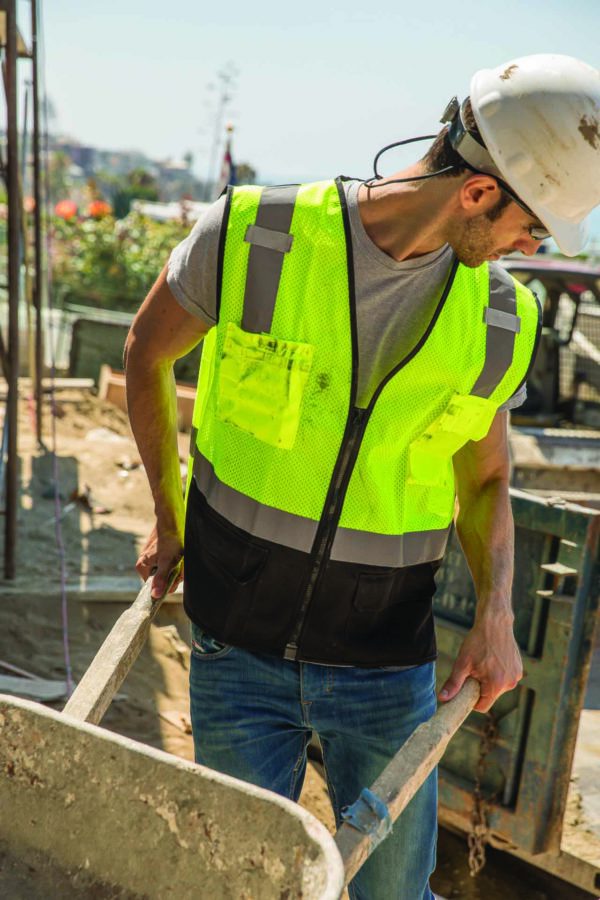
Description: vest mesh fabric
339,267,539,534
190,179,540,541
195,181,353,521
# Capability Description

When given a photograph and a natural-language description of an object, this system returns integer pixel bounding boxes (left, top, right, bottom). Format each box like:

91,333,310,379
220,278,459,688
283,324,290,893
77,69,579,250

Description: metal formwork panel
434,489,600,855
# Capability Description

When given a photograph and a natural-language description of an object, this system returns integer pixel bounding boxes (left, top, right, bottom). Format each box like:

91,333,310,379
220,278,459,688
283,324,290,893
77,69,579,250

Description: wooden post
31,0,43,447
4,0,20,579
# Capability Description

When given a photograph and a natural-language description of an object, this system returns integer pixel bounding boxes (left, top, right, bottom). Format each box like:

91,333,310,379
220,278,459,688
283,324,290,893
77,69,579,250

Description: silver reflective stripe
193,452,318,552
484,306,521,333
241,185,299,335
330,524,451,566
245,223,294,254
192,452,449,567
471,263,518,399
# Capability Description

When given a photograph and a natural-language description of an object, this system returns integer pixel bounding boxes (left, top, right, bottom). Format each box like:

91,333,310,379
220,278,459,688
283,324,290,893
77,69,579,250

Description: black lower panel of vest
183,478,439,667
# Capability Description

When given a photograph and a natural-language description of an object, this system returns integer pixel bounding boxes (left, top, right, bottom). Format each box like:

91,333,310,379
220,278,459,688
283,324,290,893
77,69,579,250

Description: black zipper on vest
283,178,361,661
282,243,460,660
284,405,369,660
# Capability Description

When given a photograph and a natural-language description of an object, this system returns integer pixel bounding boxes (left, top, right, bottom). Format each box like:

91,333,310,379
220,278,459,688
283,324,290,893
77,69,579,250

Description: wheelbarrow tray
0,693,345,900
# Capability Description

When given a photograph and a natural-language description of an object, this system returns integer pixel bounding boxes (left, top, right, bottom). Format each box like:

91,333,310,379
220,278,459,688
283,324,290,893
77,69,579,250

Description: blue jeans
189,624,437,900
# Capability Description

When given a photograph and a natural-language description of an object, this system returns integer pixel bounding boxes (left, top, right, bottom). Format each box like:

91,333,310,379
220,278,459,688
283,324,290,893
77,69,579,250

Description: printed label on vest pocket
217,321,314,450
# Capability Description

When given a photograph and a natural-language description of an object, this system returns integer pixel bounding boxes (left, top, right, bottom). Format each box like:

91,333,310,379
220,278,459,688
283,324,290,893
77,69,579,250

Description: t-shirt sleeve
166,194,227,325
498,382,527,412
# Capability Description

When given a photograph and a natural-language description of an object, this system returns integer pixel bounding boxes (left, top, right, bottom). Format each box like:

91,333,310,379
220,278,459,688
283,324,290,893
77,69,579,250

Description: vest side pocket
184,479,270,640
217,321,314,450
406,393,497,520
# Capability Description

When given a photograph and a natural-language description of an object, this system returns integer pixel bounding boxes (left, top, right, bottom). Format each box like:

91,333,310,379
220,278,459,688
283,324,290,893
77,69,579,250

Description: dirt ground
1,388,598,899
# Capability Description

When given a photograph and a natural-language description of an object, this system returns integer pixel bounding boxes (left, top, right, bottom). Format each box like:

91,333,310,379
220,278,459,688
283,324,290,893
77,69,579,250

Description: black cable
344,133,459,189
363,166,458,189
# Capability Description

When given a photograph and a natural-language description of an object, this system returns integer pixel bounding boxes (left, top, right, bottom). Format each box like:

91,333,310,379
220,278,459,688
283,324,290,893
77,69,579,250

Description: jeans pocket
190,624,233,660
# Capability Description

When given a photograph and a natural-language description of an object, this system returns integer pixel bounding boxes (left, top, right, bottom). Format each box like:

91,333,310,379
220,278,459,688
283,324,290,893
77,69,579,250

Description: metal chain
467,712,498,877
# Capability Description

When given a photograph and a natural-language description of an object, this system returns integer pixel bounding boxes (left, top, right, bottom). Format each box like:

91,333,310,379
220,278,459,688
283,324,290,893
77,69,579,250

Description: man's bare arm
439,411,523,712
124,264,210,597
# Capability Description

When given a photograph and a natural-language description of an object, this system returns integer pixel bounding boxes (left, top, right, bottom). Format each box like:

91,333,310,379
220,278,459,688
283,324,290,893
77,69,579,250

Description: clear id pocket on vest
407,394,497,517
217,321,314,450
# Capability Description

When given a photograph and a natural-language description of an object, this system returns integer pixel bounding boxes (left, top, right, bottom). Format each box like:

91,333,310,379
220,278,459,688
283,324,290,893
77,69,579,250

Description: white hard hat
451,54,600,256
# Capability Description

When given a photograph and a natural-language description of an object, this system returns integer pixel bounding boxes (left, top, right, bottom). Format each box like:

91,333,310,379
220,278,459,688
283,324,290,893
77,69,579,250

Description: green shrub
51,212,190,312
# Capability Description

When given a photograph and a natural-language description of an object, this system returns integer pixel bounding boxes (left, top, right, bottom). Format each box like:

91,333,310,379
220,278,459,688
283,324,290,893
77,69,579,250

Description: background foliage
51,212,190,312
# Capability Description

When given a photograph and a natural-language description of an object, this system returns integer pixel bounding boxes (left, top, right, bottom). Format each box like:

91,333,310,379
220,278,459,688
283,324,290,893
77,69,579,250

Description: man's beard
449,214,500,268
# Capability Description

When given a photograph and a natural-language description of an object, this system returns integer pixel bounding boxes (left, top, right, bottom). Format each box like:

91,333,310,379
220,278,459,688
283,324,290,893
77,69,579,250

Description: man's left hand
438,614,523,713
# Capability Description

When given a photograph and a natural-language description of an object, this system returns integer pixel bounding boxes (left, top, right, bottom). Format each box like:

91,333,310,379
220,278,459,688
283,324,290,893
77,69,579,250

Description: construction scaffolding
0,0,44,579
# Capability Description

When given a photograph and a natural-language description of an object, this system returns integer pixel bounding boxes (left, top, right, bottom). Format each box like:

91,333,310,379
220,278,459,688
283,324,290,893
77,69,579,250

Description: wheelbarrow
0,578,479,898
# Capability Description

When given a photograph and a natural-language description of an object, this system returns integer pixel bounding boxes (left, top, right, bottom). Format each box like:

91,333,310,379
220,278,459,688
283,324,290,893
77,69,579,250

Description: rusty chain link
467,712,498,877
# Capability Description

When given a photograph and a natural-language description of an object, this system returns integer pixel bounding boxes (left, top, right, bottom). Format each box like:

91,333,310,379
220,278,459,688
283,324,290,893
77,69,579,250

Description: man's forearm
123,268,208,595
455,476,515,625
124,349,184,532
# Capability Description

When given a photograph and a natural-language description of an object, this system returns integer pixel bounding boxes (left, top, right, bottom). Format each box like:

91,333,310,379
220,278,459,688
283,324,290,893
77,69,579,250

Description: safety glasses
498,181,551,241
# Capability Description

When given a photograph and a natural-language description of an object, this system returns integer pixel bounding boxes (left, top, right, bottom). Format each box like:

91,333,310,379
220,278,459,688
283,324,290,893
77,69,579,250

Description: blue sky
22,1,600,233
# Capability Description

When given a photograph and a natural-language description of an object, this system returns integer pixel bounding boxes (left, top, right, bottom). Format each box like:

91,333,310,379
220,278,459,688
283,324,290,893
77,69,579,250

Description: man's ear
459,174,501,217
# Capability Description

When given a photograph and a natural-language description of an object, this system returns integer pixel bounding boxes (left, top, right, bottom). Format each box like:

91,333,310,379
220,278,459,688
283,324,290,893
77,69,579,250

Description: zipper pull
284,643,298,661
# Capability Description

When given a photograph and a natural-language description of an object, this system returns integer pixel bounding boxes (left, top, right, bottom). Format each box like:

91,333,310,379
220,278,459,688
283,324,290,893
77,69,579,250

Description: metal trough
0,694,345,899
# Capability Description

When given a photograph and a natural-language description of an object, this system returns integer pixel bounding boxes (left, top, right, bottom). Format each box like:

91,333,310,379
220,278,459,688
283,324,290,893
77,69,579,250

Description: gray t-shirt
167,180,526,411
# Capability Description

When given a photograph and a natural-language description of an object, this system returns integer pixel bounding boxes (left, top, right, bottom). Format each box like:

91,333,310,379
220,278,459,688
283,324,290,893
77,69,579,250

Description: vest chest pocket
407,394,497,518
217,321,314,450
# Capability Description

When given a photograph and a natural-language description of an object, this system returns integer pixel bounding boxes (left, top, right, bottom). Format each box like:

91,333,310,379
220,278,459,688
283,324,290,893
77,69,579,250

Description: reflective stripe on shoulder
471,263,519,399
241,185,299,335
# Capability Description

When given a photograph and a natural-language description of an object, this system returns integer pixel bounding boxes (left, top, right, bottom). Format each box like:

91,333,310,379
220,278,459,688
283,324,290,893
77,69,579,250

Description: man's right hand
136,522,184,599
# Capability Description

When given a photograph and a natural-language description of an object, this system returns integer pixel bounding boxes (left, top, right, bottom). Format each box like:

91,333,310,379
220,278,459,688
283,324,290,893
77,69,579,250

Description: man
125,55,600,899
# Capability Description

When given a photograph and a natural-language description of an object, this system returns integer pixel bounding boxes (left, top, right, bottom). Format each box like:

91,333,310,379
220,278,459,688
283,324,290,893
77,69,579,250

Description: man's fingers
135,551,157,581
474,677,519,713
151,557,183,599
439,665,470,702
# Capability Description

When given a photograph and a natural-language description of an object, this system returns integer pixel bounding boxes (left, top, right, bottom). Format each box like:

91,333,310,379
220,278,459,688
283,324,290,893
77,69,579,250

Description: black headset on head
365,96,539,221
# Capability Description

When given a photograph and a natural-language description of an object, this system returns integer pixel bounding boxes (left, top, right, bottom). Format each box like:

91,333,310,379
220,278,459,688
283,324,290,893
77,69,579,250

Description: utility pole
203,63,237,201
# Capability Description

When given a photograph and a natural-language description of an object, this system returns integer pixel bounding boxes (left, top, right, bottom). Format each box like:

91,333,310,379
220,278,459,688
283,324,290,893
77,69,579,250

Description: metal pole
4,0,20,578
31,0,43,447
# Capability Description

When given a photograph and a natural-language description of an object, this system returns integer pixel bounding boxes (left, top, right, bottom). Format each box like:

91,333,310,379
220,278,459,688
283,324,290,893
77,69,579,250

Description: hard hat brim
541,211,589,257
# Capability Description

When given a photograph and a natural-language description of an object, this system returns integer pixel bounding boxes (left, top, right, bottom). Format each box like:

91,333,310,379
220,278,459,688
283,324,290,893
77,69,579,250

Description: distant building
130,198,211,223
49,135,202,200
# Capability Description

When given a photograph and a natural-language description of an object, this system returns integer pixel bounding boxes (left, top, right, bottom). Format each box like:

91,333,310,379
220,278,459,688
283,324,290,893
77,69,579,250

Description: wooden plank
335,678,480,885
0,675,68,702
98,365,196,430
63,571,180,725
0,577,183,605
541,562,578,577
0,377,95,397
0,659,38,679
